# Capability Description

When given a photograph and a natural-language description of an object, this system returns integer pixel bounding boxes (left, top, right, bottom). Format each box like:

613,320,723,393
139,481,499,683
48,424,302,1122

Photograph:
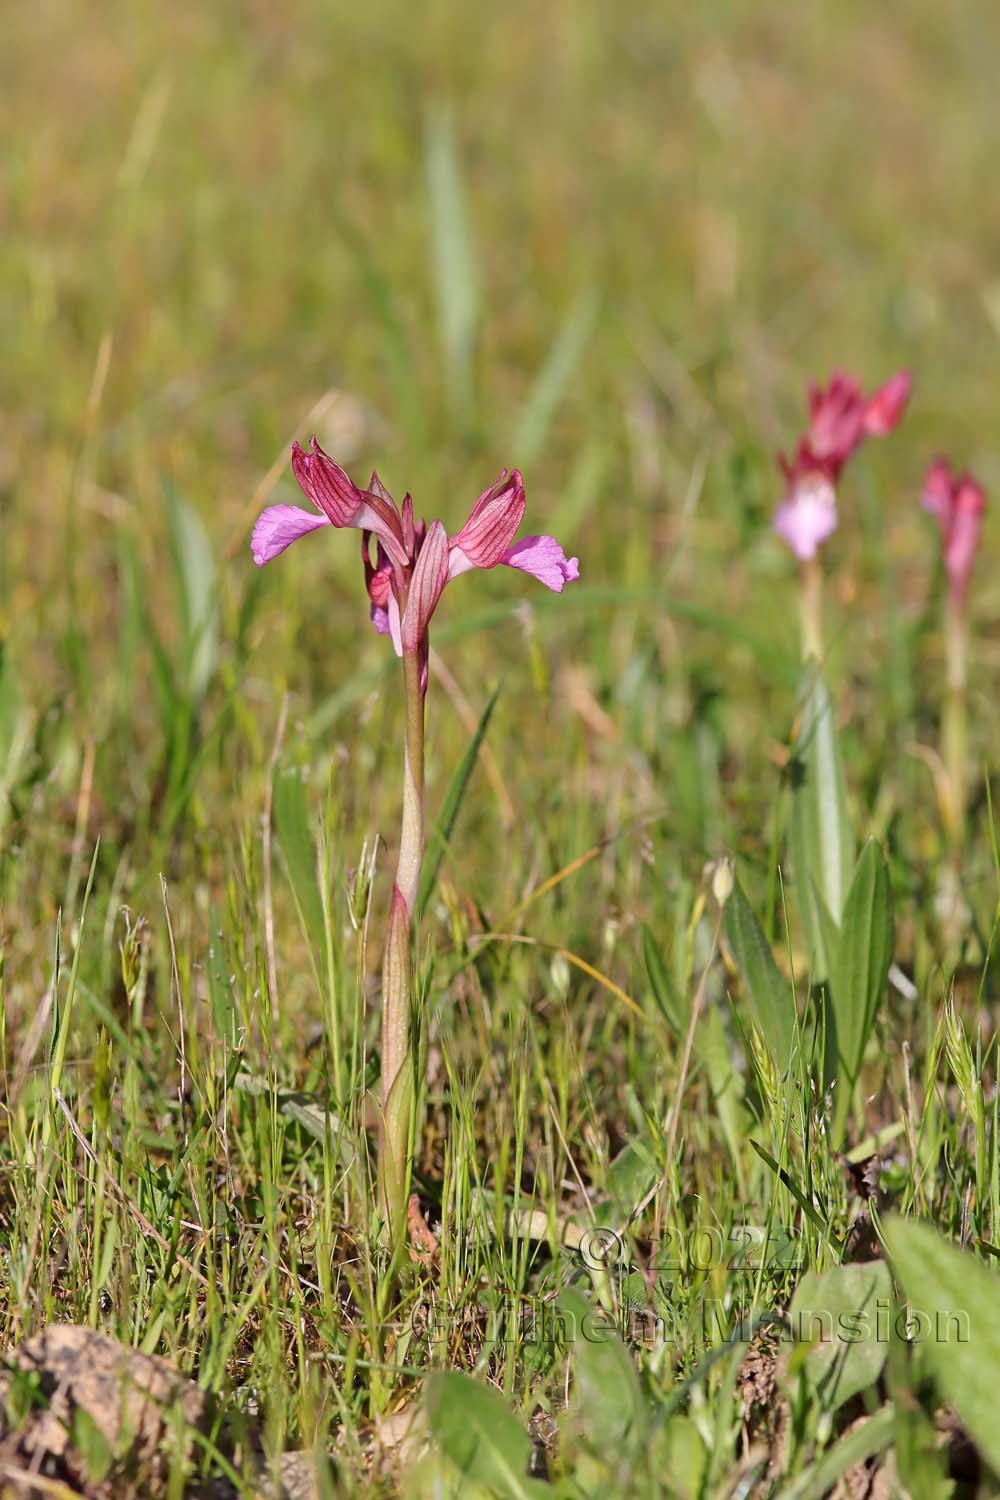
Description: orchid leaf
830,838,892,1086
884,1217,1000,1474
724,874,795,1071
789,668,854,979
424,1371,542,1498
557,1288,647,1452
783,1260,892,1413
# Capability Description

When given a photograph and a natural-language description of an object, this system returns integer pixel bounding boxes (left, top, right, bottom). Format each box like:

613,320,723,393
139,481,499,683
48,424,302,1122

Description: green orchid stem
942,594,968,855
378,646,425,1245
799,555,823,662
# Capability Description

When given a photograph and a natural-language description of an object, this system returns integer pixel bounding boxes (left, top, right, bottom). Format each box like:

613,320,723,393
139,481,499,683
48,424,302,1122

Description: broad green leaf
557,1288,647,1451
273,766,325,950
512,289,599,464
425,110,479,416
773,1405,894,1500
601,1136,659,1220
698,1004,746,1168
884,1217,1000,1474
830,839,892,1085
417,684,500,921
164,483,219,700
789,669,854,978
642,922,686,1032
653,1417,706,1500
724,875,795,1071
784,1260,891,1412
424,1371,540,1499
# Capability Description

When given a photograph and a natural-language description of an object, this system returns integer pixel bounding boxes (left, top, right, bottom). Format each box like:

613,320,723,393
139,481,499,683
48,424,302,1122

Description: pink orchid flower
922,457,986,607
773,368,911,560
252,438,579,683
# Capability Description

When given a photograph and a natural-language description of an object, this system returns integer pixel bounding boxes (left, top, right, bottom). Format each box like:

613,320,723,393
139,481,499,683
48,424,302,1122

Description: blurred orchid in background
252,439,578,1248
773,368,911,656
922,457,986,608
922,456,986,851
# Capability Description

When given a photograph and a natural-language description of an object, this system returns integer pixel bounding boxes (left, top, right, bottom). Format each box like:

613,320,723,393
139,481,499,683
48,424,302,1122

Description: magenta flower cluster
772,370,912,561
771,369,987,605
252,439,579,687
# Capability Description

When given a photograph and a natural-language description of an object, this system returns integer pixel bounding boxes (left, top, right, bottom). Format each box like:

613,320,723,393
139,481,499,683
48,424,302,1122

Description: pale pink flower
251,439,579,682
922,457,986,606
773,464,839,561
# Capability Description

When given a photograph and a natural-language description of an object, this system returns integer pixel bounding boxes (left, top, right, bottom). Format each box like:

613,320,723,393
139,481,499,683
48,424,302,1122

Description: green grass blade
425,109,479,421
512,289,599,465
416,684,501,922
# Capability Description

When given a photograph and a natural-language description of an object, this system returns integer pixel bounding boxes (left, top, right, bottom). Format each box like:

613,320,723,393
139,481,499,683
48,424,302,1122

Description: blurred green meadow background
4,0,1000,1494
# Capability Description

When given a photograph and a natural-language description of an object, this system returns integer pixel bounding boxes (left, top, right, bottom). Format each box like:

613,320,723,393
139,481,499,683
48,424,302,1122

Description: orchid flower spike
772,368,911,560
922,457,986,608
252,439,579,686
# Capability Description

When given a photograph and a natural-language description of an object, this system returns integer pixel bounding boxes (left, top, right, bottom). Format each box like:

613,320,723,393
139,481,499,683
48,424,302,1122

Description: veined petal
291,437,365,525
451,470,526,568
251,504,331,566
402,520,449,651
292,438,410,569
501,534,580,592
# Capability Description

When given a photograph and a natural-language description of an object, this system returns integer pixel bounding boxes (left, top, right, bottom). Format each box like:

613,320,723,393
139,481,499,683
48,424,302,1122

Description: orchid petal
501,534,580,591
251,504,332,566
291,437,365,525
946,476,986,604
290,438,409,569
387,592,403,657
922,457,956,524
864,370,912,436
402,520,449,651
451,470,526,569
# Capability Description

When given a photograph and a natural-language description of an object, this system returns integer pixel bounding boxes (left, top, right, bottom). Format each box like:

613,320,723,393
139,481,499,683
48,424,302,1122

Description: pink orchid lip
772,471,838,561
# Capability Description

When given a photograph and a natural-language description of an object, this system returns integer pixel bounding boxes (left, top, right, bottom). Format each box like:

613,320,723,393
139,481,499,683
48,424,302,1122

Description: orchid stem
378,647,425,1245
942,594,967,854
799,555,823,662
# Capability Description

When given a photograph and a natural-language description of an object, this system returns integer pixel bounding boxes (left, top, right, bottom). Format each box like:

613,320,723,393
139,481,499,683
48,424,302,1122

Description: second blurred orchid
773,368,911,656
922,457,986,850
